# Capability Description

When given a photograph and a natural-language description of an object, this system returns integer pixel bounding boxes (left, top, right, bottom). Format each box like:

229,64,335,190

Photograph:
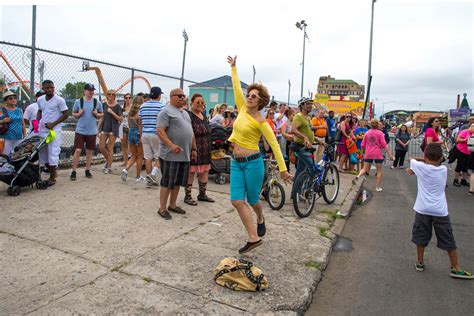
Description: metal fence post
130,68,135,96
29,5,37,99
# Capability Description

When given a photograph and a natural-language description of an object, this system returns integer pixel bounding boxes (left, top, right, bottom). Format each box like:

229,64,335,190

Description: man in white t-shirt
406,143,472,279
23,91,45,133
37,80,68,186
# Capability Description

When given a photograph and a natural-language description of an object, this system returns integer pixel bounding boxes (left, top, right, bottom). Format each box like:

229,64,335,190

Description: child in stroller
0,134,50,196
209,125,233,184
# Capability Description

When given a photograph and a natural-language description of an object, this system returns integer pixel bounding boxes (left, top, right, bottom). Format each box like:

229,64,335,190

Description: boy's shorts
411,213,457,251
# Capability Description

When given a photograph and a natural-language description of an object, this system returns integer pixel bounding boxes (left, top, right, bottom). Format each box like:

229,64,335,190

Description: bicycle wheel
266,180,285,210
322,163,340,204
293,171,316,218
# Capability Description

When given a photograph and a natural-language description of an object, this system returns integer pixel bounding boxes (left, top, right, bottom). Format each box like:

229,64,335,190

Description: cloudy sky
1,0,472,116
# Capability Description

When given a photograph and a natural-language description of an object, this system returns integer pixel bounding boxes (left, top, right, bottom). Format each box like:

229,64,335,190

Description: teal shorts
230,156,265,205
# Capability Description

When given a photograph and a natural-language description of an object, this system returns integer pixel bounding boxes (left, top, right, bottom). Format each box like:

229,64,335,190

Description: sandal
168,206,186,214
184,196,197,206
197,195,215,203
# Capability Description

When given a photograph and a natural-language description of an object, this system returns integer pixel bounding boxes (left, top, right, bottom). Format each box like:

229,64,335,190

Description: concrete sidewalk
0,165,362,314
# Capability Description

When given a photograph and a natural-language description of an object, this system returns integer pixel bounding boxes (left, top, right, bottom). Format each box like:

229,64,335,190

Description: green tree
60,81,87,100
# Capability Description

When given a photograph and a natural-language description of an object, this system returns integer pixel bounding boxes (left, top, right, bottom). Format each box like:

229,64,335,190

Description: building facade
188,75,249,114
317,75,365,101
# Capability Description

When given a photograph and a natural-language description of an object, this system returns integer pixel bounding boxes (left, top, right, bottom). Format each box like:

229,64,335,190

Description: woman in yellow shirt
227,56,292,254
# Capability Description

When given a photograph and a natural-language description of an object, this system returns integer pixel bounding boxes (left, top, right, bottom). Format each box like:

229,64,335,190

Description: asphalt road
307,166,474,316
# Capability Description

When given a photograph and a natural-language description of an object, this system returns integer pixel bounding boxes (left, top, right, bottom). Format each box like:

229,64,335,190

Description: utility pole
288,80,291,106
29,5,37,100
252,65,256,83
180,29,189,89
364,0,377,119
296,20,308,98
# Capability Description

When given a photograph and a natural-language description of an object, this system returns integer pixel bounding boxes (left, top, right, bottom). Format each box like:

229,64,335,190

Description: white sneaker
104,168,109,174
399,166,404,169
146,174,159,187
136,176,146,182
390,166,394,169
121,169,128,182
375,187,383,192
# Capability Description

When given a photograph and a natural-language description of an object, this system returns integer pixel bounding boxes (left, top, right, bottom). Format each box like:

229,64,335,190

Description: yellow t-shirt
228,67,287,172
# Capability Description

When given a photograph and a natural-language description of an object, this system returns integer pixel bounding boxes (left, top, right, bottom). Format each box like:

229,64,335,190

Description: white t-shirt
410,159,448,217
23,102,39,130
210,113,224,126
37,95,68,132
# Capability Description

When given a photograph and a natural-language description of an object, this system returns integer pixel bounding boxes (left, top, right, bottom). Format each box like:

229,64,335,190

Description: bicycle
260,159,286,210
292,142,340,218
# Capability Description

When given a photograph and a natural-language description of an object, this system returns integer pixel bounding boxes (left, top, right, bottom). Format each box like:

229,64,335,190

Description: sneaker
467,191,474,196
102,163,107,171
70,171,76,181
415,262,425,272
103,168,109,174
136,176,146,182
85,170,92,179
146,174,159,187
450,268,473,279
460,179,470,187
453,179,461,187
121,169,128,182
239,239,263,254
375,187,383,192
158,209,172,220
399,166,404,169
390,166,394,169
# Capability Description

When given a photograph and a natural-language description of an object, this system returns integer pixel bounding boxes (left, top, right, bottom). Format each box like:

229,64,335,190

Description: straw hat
2,91,17,101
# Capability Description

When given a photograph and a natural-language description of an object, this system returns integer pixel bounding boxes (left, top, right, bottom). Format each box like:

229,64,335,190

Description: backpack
0,107,10,135
80,98,98,110
214,258,269,291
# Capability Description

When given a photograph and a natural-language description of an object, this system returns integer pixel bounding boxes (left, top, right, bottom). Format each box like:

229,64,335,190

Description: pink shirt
456,129,472,155
424,128,440,143
361,129,387,160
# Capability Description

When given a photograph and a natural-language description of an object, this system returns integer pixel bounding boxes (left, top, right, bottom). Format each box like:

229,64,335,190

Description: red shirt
424,128,440,143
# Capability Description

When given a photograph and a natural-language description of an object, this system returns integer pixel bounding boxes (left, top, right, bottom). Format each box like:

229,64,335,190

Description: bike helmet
297,96,313,106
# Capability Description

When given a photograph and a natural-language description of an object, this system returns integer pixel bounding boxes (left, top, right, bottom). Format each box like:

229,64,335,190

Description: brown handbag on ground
214,258,269,291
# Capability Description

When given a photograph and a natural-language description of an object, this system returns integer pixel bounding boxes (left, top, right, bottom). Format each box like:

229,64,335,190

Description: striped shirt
138,100,165,134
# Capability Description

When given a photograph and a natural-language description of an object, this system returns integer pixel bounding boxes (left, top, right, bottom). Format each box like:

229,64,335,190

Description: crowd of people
1,60,474,258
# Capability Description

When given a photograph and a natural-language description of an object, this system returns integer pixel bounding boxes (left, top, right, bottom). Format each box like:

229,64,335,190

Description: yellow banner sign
314,94,365,116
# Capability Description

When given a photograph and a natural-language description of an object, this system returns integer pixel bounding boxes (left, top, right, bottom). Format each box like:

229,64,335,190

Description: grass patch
304,260,321,270
319,227,329,238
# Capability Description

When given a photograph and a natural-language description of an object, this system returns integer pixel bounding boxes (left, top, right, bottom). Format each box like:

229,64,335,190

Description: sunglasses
124,96,132,99
196,101,205,105
172,94,186,99
268,112,275,115
246,93,260,99
107,93,116,96
6,96,17,100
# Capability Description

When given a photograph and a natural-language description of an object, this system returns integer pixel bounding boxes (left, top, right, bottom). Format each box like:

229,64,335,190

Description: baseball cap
150,86,163,99
84,83,96,91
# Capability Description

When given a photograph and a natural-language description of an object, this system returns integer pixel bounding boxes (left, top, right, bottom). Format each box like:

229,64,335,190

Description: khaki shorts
141,133,160,160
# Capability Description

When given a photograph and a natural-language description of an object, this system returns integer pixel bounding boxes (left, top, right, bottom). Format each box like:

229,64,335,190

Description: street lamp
363,0,377,119
296,20,308,98
288,79,291,106
180,29,189,89
382,100,396,118
252,65,256,83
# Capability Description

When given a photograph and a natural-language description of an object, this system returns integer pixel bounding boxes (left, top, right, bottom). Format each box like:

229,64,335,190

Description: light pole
252,65,256,83
180,29,189,89
296,20,308,98
382,100,396,118
288,80,291,106
364,0,377,119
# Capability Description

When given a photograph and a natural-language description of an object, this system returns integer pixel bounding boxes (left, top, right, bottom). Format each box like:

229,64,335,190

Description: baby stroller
210,126,232,184
0,134,50,196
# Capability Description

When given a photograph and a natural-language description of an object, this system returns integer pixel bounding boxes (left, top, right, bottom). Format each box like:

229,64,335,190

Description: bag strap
214,259,265,291
80,98,84,109
93,98,97,110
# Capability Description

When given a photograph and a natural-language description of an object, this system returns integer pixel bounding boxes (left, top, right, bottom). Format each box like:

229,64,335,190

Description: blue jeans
291,148,315,196
230,156,265,205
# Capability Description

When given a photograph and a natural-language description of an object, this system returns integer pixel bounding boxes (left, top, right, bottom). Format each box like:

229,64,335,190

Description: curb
331,176,365,236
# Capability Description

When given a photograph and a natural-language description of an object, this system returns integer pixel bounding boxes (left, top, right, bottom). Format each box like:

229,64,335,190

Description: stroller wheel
7,187,13,196
12,186,21,196
40,181,49,190
35,182,41,189
214,174,226,185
